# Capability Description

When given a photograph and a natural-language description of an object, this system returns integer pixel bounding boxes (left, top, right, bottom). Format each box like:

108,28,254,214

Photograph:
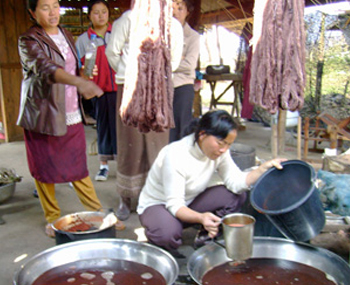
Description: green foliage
323,36,350,95
304,12,350,102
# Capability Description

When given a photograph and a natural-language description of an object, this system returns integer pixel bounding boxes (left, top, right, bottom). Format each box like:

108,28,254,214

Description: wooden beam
200,6,253,26
57,0,345,10
200,0,346,26
58,0,131,9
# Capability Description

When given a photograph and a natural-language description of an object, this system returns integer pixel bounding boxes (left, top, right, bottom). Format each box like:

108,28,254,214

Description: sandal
45,223,55,238
115,219,126,231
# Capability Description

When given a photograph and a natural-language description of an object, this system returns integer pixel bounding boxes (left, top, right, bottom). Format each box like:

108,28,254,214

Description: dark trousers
139,185,247,250
169,84,195,143
95,91,117,161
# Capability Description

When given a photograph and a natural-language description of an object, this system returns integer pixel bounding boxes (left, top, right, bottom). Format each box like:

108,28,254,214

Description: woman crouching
137,109,285,257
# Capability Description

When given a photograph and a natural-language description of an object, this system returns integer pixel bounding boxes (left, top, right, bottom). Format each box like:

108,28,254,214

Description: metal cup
222,213,256,261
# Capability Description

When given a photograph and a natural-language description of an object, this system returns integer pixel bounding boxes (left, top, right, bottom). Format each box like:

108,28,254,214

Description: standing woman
76,0,117,182
106,2,183,221
18,0,103,237
170,0,200,143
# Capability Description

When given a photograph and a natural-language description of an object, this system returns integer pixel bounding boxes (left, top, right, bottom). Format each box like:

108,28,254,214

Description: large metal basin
188,237,350,285
0,182,15,204
14,239,179,285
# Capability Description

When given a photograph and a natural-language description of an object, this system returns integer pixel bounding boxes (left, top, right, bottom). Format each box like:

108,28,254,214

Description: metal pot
0,182,15,204
187,237,350,285
14,238,179,285
229,143,256,171
52,211,117,244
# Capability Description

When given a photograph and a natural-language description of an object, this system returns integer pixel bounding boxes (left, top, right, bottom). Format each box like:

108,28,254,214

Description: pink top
50,30,81,125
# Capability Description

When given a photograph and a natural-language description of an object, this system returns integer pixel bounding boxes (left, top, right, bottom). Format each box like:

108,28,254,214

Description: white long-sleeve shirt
173,22,200,88
137,134,249,216
105,10,183,84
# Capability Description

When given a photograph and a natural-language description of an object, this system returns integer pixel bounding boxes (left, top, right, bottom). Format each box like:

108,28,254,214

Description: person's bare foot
45,223,55,238
114,219,126,231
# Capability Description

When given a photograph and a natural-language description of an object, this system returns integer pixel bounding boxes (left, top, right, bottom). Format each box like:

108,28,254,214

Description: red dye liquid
227,223,245,227
202,258,336,285
61,216,101,232
32,259,166,285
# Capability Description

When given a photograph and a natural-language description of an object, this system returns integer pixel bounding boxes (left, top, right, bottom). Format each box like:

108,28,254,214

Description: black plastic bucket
250,160,325,242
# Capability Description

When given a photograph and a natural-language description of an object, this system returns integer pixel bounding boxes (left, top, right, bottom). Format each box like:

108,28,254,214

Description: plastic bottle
84,34,98,77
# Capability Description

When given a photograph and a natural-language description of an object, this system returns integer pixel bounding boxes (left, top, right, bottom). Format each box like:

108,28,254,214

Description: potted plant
0,168,22,204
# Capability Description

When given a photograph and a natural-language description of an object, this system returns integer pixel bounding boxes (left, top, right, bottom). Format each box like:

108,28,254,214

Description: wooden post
277,109,287,155
271,124,278,158
271,114,278,158
303,117,310,160
188,0,201,30
328,125,338,149
297,116,302,160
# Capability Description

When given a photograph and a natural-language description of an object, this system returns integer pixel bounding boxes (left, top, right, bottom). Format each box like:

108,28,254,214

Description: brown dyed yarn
121,0,174,133
249,0,305,113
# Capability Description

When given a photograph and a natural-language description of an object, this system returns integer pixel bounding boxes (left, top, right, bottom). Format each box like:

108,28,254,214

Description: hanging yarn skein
249,0,306,114
120,0,174,133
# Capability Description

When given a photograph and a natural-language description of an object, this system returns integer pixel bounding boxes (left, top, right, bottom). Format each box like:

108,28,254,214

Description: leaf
0,168,22,185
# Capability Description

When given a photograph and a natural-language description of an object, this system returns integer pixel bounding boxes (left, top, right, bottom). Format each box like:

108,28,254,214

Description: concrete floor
0,120,346,284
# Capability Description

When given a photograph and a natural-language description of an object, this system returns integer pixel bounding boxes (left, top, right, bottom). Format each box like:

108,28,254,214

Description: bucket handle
56,229,77,241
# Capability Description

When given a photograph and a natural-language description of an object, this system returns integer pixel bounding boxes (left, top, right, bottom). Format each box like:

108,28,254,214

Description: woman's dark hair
182,0,195,15
27,0,39,21
184,109,238,142
27,0,38,12
87,0,110,16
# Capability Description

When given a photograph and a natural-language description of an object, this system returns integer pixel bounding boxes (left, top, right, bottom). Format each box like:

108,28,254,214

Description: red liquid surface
202,258,336,285
32,259,166,285
227,223,245,227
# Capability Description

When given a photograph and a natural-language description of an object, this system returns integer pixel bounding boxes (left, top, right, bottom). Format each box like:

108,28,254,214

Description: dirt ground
1,120,349,285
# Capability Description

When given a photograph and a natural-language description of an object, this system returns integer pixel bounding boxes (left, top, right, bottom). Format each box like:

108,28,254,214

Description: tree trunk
315,13,326,110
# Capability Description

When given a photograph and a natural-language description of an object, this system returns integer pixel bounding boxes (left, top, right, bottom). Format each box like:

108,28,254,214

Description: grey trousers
139,185,247,250
116,85,169,199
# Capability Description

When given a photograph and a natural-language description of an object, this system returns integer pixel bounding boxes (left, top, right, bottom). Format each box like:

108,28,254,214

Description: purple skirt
24,123,89,183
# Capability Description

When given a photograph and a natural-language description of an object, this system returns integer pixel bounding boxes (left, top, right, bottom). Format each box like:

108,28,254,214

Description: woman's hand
79,64,98,80
76,77,103,100
246,158,287,187
175,207,221,238
259,158,286,172
54,68,103,99
200,212,222,238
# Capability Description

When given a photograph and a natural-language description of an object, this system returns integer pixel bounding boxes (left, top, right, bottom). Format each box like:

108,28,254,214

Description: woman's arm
245,158,286,186
174,27,200,75
54,68,103,99
175,206,221,238
19,33,102,100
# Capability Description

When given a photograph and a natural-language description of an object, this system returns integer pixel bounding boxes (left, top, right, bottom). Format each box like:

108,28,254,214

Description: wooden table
203,73,243,116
